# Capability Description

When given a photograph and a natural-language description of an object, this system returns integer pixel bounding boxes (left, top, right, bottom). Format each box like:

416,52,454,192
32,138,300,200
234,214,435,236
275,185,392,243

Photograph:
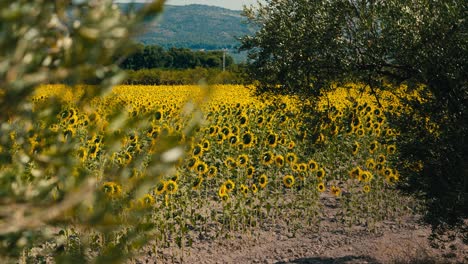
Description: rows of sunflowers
23,84,422,256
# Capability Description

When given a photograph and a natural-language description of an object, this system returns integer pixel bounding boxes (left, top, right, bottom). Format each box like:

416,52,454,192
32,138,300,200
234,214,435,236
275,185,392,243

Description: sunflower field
7,83,425,260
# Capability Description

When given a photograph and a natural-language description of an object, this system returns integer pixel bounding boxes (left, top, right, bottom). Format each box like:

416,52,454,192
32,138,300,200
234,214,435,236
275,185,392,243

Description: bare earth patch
133,196,467,264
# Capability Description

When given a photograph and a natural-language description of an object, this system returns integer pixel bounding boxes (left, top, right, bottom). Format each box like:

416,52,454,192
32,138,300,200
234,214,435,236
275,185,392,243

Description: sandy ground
133,196,467,264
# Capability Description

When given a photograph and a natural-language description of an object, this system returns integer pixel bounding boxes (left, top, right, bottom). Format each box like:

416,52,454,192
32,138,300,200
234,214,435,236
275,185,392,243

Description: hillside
118,3,256,61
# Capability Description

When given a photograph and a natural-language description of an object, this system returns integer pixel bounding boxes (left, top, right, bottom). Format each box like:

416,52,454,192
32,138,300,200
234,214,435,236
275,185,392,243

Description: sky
116,0,261,10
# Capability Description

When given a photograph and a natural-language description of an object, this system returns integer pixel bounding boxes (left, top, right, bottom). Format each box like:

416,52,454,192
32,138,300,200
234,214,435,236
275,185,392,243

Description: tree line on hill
119,44,234,70
117,43,244,85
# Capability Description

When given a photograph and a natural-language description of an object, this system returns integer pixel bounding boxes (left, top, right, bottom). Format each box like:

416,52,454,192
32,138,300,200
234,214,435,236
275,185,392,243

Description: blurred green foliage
0,0,204,262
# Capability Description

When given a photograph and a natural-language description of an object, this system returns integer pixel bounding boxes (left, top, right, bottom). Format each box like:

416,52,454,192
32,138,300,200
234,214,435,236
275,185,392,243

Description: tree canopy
240,0,467,231
241,0,467,101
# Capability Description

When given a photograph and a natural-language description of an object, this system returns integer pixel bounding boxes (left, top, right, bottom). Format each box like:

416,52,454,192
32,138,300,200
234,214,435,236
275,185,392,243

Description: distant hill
118,4,257,62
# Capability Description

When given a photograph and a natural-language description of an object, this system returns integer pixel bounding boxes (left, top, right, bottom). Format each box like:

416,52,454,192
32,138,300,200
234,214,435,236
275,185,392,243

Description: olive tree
241,0,467,234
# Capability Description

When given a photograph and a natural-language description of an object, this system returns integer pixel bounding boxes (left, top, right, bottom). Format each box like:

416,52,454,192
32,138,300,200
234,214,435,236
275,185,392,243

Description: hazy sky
116,0,261,10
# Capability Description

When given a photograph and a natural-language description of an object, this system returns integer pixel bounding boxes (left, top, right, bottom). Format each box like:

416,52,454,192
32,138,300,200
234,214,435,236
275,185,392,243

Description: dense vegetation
240,0,467,236
119,44,234,70
115,44,243,85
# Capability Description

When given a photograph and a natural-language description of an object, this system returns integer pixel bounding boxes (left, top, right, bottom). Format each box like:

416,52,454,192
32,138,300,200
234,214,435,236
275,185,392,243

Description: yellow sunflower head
283,175,295,188
224,179,235,192
258,174,268,189
331,185,341,197
166,180,178,195
317,182,325,192
308,160,318,172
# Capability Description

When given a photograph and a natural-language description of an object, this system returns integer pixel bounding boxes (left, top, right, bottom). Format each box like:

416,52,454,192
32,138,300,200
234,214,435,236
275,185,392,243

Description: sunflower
308,160,318,172
317,182,325,192
187,157,198,170
352,141,359,155
288,141,296,149
228,134,239,145
377,154,386,164
373,108,381,116
237,154,249,167
239,114,249,126
215,132,226,143
257,115,265,126
266,132,277,147
258,174,268,189
221,126,230,136
166,180,178,195
169,173,179,182
277,114,288,124
316,168,326,179
224,157,237,169
330,185,341,197
292,163,299,172
218,184,228,198
141,194,155,207
155,181,167,195
366,158,376,169
355,128,365,137
63,126,76,138
358,171,373,182
201,140,211,151
363,185,371,193
351,117,361,128
298,163,307,172
192,176,204,190
387,145,396,155
382,167,393,177
262,151,274,165
286,152,297,164
154,110,163,121
384,128,394,137
365,121,372,130
251,184,258,194
195,161,208,175
192,144,203,157
283,175,295,188
208,125,218,136
372,122,381,131
246,166,255,179
369,141,378,154
275,155,285,167
207,165,218,178
242,132,254,147
224,179,235,192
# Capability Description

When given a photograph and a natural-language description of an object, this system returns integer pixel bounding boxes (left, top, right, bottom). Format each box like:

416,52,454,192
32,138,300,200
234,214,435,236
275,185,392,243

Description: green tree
241,0,467,233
